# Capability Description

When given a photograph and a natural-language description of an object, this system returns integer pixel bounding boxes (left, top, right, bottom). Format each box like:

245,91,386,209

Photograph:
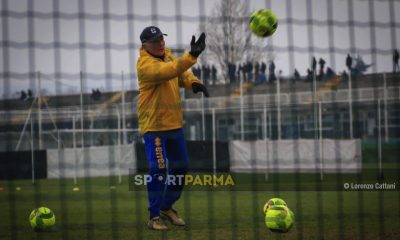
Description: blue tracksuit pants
143,128,189,219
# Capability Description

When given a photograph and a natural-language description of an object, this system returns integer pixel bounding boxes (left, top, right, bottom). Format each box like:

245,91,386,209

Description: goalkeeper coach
136,26,209,230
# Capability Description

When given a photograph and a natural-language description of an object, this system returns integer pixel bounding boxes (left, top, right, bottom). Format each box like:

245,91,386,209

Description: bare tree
199,0,273,81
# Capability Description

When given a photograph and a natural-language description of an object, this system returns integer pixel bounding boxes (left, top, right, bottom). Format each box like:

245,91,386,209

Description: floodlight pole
37,72,43,149
240,74,244,141
201,94,205,141
212,108,216,178
265,104,270,181
117,109,122,184
348,72,353,139
80,71,84,148
383,73,388,142
263,105,267,140
79,72,84,186
265,138,269,182
269,111,272,140
31,117,35,185
121,71,127,144
378,99,382,178
276,71,281,140
313,68,318,140
73,115,78,186
201,67,205,141
318,101,324,181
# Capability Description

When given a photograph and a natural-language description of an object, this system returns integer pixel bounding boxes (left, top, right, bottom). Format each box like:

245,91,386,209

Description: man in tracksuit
136,26,208,230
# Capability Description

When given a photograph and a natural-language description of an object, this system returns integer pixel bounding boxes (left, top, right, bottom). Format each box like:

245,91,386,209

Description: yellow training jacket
137,47,201,133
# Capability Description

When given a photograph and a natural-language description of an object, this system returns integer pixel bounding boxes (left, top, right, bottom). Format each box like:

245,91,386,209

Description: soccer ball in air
249,9,278,37
29,207,56,231
263,197,287,214
265,205,295,233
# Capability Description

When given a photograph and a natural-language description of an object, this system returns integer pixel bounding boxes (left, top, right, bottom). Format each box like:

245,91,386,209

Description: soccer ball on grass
29,207,55,231
249,9,278,37
265,205,295,233
263,198,294,233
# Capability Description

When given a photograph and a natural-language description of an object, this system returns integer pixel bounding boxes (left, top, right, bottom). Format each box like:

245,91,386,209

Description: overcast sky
1,0,398,98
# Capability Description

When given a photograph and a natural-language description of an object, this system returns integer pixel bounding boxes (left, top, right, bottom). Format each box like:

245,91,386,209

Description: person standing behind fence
240,62,247,82
137,26,209,231
246,61,253,83
268,61,276,82
254,61,260,84
306,68,313,82
260,62,266,76
27,89,33,100
237,63,242,82
393,49,399,73
211,65,217,84
293,69,301,81
228,62,236,84
20,90,27,101
257,62,267,83
318,58,326,80
346,53,353,72
312,57,317,73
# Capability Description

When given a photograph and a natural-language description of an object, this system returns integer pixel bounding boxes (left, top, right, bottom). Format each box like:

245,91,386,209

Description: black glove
192,82,209,97
189,33,206,58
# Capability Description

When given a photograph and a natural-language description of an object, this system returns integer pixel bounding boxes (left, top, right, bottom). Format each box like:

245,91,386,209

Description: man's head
140,26,167,57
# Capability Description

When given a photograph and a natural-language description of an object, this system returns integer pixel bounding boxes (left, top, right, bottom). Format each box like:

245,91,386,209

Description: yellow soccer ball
29,207,55,231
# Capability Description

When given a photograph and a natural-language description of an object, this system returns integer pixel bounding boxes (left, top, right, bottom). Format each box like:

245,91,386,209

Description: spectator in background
246,61,253,83
211,65,217,84
240,62,247,82
312,57,317,73
341,70,349,81
346,53,353,72
27,89,33,100
237,63,242,82
20,90,27,101
353,55,372,75
91,88,102,101
96,89,101,98
268,61,276,82
325,67,335,79
254,61,260,84
227,62,236,84
318,58,326,80
306,68,313,82
393,49,399,73
260,62,266,76
293,69,301,81
256,70,266,84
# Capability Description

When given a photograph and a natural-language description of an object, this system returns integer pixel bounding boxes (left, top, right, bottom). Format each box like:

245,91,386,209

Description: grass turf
0,173,399,240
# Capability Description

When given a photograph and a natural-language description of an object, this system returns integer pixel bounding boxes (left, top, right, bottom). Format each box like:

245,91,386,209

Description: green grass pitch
0,172,399,240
